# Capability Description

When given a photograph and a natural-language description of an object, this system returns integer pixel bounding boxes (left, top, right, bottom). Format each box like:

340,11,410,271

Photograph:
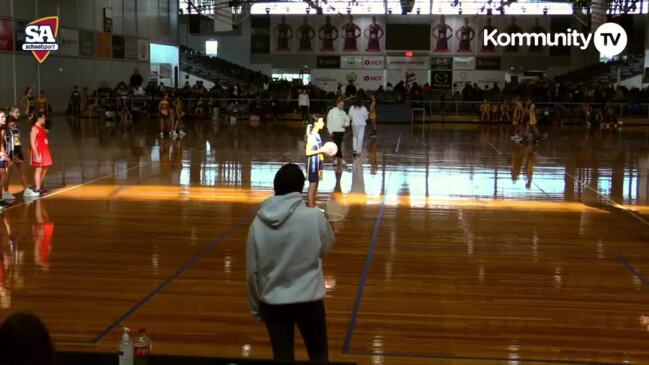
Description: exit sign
404,51,414,57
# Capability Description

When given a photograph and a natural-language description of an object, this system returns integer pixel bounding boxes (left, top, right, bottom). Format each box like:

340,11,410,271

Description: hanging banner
316,55,340,69
0,18,14,51
138,39,149,61
341,55,363,69
453,56,475,70
362,56,384,69
430,70,453,90
125,36,138,60
312,69,384,92
386,56,429,70
96,32,112,58
112,35,125,59
79,30,95,57
15,20,27,50
476,57,501,70
430,56,452,70
59,28,79,56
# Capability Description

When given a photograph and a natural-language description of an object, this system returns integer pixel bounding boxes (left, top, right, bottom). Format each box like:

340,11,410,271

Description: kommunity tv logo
483,22,627,57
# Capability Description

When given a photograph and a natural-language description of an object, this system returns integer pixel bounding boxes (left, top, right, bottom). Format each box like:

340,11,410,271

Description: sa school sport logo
22,16,59,63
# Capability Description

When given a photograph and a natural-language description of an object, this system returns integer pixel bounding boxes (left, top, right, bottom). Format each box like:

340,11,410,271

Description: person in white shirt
326,98,350,167
298,89,310,123
347,95,368,158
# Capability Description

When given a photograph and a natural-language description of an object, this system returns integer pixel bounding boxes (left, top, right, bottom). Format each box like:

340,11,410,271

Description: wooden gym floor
1,117,649,365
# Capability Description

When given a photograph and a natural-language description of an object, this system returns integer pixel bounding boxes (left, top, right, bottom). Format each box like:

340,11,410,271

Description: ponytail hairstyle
30,112,46,126
305,123,313,139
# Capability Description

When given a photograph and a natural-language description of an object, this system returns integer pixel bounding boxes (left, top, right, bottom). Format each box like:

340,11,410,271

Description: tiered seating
556,54,644,86
180,47,270,86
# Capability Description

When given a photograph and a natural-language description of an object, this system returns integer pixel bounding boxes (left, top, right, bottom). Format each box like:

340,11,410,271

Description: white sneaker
2,192,14,201
23,188,39,197
160,132,164,138
178,130,186,137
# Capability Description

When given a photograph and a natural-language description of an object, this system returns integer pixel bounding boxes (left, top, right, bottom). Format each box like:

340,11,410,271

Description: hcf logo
22,16,59,63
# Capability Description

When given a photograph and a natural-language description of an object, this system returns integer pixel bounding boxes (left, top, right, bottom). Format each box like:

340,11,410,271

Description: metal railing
72,95,649,122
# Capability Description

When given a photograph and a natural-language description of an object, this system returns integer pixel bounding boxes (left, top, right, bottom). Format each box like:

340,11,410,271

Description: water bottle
133,328,152,365
118,327,133,365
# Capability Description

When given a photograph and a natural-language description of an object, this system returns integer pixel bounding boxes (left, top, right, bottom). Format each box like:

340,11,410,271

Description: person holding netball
305,117,325,208
28,113,52,197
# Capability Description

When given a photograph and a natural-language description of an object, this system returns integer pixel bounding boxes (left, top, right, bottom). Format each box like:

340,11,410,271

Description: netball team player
21,87,35,116
511,98,525,141
0,110,10,207
172,95,186,138
29,113,52,196
159,93,172,137
5,106,29,198
305,117,326,208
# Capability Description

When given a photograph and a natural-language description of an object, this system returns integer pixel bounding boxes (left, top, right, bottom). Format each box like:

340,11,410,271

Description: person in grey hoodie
247,163,335,361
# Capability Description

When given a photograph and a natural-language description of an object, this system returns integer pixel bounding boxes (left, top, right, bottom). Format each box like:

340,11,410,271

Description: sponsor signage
341,55,363,69
430,56,452,70
22,16,59,63
476,57,501,70
386,56,429,70
362,56,384,69
431,70,453,90
317,55,340,69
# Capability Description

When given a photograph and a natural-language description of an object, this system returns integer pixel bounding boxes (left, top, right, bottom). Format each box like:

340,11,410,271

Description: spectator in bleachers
129,69,143,89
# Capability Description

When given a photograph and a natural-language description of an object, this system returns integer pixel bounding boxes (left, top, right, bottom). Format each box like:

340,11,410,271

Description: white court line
2,162,149,212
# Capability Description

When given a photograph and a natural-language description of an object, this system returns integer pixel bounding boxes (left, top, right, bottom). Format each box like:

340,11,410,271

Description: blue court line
347,350,625,365
612,252,649,287
91,205,259,343
342,193,388,353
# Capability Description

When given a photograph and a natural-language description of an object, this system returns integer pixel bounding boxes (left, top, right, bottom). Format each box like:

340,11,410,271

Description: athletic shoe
0,201,11,209
178,130,186,137
340,160,349,168
2,192,15,201
23,188,40,197
159,132,164,137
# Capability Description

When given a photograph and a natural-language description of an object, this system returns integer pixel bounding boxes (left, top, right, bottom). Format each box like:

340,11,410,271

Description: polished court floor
1,116,649,364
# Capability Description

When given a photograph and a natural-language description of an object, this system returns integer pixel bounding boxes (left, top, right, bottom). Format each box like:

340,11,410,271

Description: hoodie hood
257,192,304,227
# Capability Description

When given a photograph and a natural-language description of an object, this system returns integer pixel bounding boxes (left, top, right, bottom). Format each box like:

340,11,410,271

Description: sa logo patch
22,16,59,63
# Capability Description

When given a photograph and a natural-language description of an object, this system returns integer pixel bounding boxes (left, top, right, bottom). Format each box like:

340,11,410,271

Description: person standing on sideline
69,86,81,117
29,113,52,196
247,163,335,362
298,89,310,123
326,98,350,167
5,106,29,198
347,95,368,158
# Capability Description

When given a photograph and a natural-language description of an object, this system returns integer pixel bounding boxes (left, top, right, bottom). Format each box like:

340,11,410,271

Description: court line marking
612,252,649,287
347,350,625,365
92,205,259,343
2,163,150,212
342,174,390,354
394,133,402,153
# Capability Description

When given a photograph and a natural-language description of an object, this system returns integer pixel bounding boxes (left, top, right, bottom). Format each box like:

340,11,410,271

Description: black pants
260,300,328,362
332,132,344,159
300,106,309,122
72,101,81,116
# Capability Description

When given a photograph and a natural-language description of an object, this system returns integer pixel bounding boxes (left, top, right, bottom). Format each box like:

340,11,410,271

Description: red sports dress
30,124,52,167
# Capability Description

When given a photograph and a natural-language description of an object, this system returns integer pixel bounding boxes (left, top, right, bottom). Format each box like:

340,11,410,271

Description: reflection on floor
0,117,648,364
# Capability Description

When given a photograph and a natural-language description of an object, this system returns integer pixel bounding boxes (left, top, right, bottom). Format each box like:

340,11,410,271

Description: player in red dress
29,113,52,196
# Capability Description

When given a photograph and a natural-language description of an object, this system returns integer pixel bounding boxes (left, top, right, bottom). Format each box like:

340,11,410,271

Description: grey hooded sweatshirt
247,192,335,317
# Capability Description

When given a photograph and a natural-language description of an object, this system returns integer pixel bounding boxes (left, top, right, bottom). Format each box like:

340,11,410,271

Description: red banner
0,18,14,51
